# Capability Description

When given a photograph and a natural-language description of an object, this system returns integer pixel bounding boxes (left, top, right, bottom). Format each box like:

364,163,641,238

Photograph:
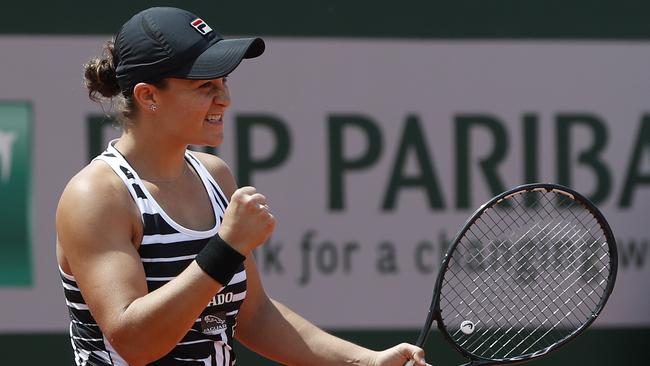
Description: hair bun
84,40,120,101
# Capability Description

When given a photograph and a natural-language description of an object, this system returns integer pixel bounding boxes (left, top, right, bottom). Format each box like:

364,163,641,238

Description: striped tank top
60,140,246,366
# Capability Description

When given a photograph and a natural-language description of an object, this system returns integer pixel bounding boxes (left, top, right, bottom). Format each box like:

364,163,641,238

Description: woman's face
154,77,231,147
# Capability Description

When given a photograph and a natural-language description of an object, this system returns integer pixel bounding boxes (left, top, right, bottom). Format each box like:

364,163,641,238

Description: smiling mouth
205,114,223,124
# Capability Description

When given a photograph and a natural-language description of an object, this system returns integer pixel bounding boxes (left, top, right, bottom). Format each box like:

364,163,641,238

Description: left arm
195,152,427,366
237,256,426,366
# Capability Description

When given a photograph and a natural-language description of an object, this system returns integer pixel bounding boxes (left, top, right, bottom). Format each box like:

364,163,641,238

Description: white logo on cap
190,18,213,35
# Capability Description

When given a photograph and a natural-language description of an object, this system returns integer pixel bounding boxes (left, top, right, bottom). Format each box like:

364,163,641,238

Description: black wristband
195,234,246,285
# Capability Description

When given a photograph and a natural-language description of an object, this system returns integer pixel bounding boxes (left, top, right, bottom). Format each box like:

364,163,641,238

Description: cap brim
168,37,265,80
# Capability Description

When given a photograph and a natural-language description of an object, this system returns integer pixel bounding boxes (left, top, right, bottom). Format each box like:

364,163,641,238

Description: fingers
220,186,275,254
232,186,264,204
231,188,271,213
248,193,268,208
234,186,257,195
249,194,273,222
258,203,272,215
397,343,429,366
232,187,269,209
374,342,430,366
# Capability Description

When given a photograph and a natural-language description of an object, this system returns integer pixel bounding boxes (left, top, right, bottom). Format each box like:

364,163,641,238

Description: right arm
56,163,273,365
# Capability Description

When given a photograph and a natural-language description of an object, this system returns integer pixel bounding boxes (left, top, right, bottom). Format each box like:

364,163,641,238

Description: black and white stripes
60,141,246,366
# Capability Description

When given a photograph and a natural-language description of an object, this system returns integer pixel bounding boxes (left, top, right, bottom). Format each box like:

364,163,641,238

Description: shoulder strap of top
185,151,230,213
93,140,150,215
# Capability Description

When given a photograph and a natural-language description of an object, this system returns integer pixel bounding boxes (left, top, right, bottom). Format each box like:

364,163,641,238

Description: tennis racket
406,183,617,366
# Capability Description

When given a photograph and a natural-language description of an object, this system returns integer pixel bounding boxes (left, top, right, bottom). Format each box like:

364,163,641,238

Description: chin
203,135,223,147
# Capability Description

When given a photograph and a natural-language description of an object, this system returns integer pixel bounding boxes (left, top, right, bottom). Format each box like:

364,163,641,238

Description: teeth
206,114,222,121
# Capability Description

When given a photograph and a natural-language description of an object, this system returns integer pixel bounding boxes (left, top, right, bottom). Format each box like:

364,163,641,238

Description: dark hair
83,39,167,124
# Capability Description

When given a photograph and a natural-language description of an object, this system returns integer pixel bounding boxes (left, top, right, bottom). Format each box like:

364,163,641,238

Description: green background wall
1,0,647,364
1,0,649,39
0,329,647,365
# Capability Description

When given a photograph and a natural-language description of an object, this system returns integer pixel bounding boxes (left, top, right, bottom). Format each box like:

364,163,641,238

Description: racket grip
404,361,415,366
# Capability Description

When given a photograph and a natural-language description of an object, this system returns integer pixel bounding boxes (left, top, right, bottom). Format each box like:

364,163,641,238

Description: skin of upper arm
56,162,147,340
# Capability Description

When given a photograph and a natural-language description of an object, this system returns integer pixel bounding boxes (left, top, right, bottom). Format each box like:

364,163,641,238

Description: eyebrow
190,80,210,85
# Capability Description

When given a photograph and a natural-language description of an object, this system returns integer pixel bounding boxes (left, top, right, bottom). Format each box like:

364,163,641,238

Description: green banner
1,1,650,39
0,328,647,365
0,102,32,286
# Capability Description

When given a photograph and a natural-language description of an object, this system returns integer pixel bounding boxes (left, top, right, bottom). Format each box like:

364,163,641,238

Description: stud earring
149,104,157,111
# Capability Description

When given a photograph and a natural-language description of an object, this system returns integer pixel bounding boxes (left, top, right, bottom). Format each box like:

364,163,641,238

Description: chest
143,174,216,231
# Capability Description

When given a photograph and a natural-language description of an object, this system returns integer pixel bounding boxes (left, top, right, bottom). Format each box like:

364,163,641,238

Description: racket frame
414,183,618,366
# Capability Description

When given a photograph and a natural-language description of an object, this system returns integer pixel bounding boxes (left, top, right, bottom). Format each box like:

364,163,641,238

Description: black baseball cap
114,7,265,92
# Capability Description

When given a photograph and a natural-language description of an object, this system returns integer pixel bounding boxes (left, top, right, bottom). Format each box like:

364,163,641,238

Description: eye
199,82,213,89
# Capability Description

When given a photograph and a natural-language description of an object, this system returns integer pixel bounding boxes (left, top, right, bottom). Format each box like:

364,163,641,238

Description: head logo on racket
460,320,475,335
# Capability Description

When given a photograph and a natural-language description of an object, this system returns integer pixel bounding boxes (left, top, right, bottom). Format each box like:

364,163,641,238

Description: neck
114,129,189,182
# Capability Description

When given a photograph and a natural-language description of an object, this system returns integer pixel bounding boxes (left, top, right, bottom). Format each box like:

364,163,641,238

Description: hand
218,186,275,255
371,343,429,366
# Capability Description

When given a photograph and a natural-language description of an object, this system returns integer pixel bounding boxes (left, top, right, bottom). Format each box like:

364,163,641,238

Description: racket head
429,183,617,365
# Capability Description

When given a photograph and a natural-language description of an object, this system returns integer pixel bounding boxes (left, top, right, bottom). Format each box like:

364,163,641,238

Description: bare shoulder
56,160,139,252
190,151,238,197
58,160,132,214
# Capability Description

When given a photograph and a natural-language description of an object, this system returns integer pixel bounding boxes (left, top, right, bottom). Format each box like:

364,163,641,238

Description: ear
132,82,159,112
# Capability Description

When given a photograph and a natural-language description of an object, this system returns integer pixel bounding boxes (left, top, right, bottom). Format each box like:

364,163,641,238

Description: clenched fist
218,186,275,255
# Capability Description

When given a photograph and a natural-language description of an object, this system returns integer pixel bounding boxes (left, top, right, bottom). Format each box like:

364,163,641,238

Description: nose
214,84,231,108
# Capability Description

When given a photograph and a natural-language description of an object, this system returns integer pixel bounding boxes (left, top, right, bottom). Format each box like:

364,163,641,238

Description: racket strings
439,191,611,360
467,213,608,352
449,222,598,354
494,248,607,359
446,239,597,356
463,201,602,321
473,204,608,348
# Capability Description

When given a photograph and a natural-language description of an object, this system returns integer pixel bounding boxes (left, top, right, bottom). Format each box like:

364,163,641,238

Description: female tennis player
55,7,427,366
